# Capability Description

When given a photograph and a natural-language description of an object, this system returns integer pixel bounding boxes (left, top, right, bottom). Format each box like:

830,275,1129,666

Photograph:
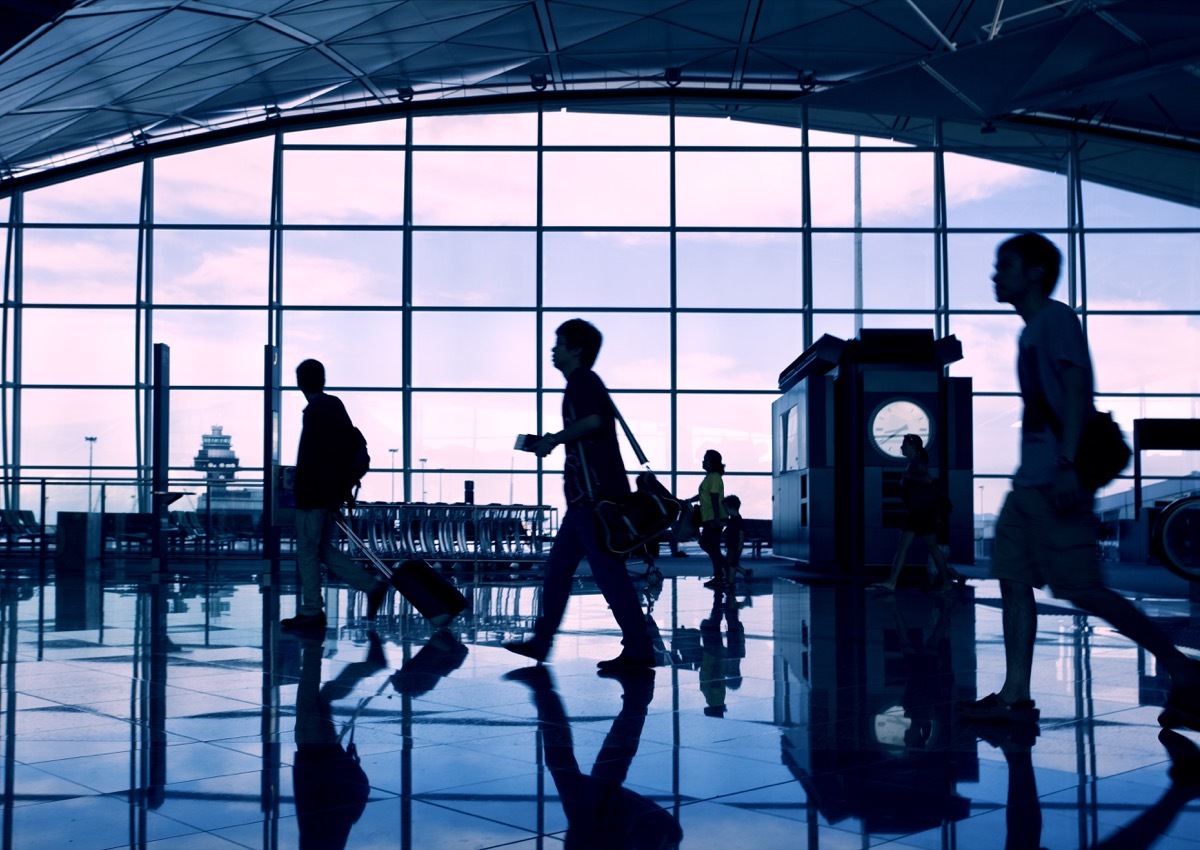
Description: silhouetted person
699,591,744,717
690,449,730,589
292,631,383,849
958,233,1200,727
723,494,749,582
504,320,654,670
283,359,386,632
871,434,956,592
505,665,682,849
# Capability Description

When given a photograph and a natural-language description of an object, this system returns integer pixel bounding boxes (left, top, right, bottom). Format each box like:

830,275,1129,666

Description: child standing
723,495,746,584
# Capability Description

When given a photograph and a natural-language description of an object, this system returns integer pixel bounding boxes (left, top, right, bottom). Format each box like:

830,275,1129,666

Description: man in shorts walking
958,232,1200,728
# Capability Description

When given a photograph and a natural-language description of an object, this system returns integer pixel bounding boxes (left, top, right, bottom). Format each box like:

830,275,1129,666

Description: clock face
869,399,932,459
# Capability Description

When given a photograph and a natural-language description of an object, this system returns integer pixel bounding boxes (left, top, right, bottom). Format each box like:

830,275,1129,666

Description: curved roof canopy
1,0,1198,204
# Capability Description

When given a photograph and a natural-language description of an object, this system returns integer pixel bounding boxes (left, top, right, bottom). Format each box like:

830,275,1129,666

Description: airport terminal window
1,107,1197,524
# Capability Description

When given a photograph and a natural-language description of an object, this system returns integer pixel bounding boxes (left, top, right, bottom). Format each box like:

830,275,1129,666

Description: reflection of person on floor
1091,729,1200,849
881,593,955,750
699,592,745,718
505,665,683,849
871,434,957,593
292,631,384,850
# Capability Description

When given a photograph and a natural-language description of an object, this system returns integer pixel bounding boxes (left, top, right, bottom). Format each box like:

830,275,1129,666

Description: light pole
85,436,97,512
419,458,427,502
389,448,398,502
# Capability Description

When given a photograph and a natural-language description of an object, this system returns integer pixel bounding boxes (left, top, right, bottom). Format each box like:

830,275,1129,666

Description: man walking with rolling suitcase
282,359,386,631
504,319,654,670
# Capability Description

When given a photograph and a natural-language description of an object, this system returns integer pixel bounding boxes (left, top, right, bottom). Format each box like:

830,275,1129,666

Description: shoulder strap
609,400,649,468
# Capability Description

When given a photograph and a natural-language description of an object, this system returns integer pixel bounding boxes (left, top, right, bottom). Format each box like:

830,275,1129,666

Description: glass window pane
944,153,1066,228
282,230,403,306
813,233,937,309
543,233,668,308
810,151,854,226
170,390,264,471
23,309,135,384
413,152,536,225
948,233,1017,310
283,150,406,224
543,110,668,146
543,153,668,226
22,164,142,224
286,117,407,146
863,152,932,226
403,471,541,510
676,152,801,227
859,313,937,332
541,312,670,391
154,310,267,386
414,311,534,388
1083,180,1200,228
810,130,920,148
412,391,539,480
1102,397,1200,481
676,393,773,471
676,233,802,308
812,313,857,342
676,116,801,147
947,313,1022,393
20,389,137,468
1083,233,1199,311
1088,316,1199,395
864,234,935,309
812,233,854,308
282,311,403,388
414,231,534,307
155,138,274,224
971,395,1023,476
677,313,803,390
22,228,138,304
155,229,269,305
413,112,536,145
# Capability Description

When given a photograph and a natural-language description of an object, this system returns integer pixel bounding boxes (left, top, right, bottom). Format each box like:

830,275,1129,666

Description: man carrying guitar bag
504,319,655,671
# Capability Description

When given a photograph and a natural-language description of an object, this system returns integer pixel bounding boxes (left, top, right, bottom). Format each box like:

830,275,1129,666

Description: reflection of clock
869,399,932,459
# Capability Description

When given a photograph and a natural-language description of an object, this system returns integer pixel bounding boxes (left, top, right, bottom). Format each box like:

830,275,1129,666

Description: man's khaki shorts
990,484,1102,594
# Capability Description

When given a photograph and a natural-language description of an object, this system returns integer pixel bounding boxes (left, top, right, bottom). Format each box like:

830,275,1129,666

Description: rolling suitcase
335,517,469,627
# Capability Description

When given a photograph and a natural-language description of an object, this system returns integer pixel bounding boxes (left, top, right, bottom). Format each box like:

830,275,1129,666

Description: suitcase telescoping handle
334,516,395,579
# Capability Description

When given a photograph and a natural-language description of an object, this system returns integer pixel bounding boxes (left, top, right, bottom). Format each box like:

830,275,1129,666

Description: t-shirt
1015,299,1095,487
698,472,727,523
561,368,630,506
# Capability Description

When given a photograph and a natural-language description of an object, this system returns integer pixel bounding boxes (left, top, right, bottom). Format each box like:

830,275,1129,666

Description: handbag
1040,389,1132,492
583,404,681,556
1073,410,1132,490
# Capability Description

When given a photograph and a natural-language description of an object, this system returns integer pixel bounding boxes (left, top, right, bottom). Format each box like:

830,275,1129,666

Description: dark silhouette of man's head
999,232,1062,295
555,319,602,369
296,359,326,395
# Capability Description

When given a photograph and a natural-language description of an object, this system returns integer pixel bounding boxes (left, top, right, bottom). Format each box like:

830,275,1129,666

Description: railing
343,502,557,567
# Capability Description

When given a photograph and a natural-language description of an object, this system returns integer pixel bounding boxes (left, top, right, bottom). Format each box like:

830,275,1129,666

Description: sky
5,110,1199,519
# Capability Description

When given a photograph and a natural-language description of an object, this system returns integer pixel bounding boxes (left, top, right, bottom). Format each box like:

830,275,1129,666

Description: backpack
342,425,370,504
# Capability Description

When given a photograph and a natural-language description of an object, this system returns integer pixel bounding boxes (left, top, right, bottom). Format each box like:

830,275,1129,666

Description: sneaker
670,551,690,558
365,584,388,620
596,652,655,671
956,693,1039,723
702,577,724,589
1160,728,1200,789
281,611,326,631
503,640,548,663
1159,660,1200,731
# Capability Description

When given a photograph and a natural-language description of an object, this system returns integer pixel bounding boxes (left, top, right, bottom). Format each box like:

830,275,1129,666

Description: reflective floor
2,553,1199,850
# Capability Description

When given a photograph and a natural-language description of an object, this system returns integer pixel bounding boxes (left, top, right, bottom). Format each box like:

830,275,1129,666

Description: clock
869,398,932,459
